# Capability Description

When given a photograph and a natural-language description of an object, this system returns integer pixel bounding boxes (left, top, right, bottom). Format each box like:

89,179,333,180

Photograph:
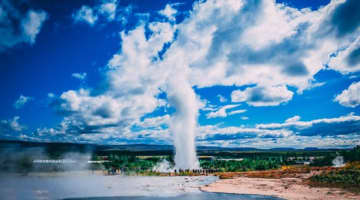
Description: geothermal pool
65,193,284,200
0,174,283,200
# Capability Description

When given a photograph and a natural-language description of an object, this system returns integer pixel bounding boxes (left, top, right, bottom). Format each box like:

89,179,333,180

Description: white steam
332,156,345,168
152,160,173,172
167,76,199,169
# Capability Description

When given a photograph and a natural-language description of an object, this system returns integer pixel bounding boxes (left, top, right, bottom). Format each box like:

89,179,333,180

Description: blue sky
1,0,360,148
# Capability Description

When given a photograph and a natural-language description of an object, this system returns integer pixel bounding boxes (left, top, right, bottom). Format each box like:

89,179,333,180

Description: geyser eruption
167,77,199,169
332,156,345,168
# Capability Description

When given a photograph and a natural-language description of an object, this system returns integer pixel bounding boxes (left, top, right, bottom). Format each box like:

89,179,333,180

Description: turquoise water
64,193,284,200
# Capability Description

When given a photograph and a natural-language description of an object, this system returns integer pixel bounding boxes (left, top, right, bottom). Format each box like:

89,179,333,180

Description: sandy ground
201,176,360,200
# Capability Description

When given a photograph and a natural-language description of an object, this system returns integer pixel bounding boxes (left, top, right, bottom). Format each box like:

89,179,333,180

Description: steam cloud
167,76,199,169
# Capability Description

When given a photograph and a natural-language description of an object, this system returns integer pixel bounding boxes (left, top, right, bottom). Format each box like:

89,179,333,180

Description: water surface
65,193,284,200
0,174,283,200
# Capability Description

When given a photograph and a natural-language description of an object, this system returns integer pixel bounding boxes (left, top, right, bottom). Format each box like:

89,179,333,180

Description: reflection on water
64,193,284,200
0,174,283,200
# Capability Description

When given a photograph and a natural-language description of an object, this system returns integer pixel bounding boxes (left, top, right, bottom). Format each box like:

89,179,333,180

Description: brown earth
201,166,360,200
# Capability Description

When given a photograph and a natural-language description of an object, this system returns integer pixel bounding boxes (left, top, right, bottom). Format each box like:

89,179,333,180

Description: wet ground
64,193,284,200
0,173,282,200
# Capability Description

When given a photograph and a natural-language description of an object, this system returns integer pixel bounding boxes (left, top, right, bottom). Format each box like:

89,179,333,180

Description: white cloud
0,116,24,135
22,10,47,44
328,36,360,74
73,1,118,26
197,124,292,141
72,72,87,80
335,81,360,107
180,0,316,90
256,112,360,134
231,85,293,106
59,89,130,128
99,0,117,21
73,6,98,26
241,1,303,49
159,4,177,21
198,134,359,149
0,1,47,50
52,21,176,135
206,104,240,118
285,115,301,123
196,113,360,148
13,95,32,109
217,94,227,102
136,115,170,128
228,109,247,116
304,81,326,91
47,93,55,98
166,0,360,96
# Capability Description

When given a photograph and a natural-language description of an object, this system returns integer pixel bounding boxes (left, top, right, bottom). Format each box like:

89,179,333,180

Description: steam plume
167,76,199,169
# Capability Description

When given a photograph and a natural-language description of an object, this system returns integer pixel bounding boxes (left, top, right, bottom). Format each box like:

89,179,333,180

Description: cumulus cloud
73,6,98,26
0,116,24,136
195,113,360,148
231,85,293,106
27,0,360,148
323,0,360,73
47,21,175,137
73,0,118,26
172,0,360,95
58,89,131,131
0,0,47,51
183,0,318,91
159,4,177,21
98,0,117,21
13,95,32,109
327,0,360,38
206,104,242,118
136,115,170,129
197,124,292,141
72,72,87,80
328,37,360,73
217,94,227,103
335,81,360,107
198,134,359,149
256,113,360,137
22,10,47,44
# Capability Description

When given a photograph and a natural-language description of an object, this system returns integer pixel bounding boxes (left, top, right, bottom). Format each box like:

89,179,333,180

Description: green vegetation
101,155,172,173
199,158,282,172
101,155,282,173
309,154,336,167
342,145,360,162
310,169,360,192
